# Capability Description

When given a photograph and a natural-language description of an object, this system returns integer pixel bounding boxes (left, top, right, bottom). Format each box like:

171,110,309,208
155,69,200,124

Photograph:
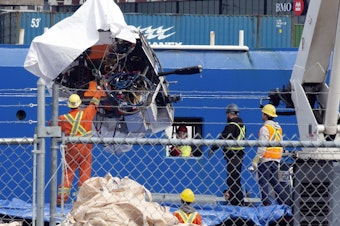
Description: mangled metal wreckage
24,0,201,153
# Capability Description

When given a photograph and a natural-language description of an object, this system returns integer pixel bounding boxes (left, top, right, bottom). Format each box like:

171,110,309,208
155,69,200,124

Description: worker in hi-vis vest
173,188,203,225
252,104,291,206
170,125,192,157
209,103,246,206
56,81,103,206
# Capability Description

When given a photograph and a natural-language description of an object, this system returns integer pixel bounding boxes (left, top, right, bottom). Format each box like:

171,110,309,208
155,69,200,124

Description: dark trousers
258,161,291,206
224,150,244,206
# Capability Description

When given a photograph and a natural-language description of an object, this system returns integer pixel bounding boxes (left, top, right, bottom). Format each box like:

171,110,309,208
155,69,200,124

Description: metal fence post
36,78,46,226
49,83,59,226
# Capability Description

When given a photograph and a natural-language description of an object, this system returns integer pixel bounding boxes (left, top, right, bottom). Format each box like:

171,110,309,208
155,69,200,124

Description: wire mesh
2,133,340,225
52,135,340,226
1,86,340,225
0,138,34,226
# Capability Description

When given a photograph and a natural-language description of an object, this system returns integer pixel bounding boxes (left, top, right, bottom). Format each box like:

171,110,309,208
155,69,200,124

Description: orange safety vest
262,124,283,159
64,111,93,137
174,209,201,225
59,96,100,138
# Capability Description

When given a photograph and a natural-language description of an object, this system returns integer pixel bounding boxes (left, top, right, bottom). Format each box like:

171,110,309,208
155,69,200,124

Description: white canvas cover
23,0,173,146
24,0,136,86
61,174,192,226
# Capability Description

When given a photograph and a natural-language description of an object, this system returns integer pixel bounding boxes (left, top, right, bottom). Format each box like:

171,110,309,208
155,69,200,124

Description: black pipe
158,65,202,76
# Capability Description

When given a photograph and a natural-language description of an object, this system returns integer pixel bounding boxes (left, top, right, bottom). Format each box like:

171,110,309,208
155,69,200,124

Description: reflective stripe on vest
58,187,70,195
263,124,283,159
90,97,100,106
175,209,198,224
64,111,92,137
229,122,246,150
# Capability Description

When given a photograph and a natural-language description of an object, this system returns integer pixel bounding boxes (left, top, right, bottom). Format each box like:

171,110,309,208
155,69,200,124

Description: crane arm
269,0,340,159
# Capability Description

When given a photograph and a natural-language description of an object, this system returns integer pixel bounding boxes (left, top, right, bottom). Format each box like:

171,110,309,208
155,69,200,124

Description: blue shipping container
259,16,292,48
0,12,51,45
19,12,51,44
0,12,293,48
124,14,258,47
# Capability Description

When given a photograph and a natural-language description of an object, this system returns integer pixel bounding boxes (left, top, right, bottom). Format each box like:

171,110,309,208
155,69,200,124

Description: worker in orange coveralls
174,188,203,225
57,81,103,206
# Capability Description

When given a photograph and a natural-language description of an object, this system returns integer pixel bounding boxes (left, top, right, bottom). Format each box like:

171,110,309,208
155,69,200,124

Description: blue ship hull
0,45,297,225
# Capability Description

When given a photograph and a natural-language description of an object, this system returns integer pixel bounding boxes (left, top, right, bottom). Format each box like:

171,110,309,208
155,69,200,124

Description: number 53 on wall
31,18,41,28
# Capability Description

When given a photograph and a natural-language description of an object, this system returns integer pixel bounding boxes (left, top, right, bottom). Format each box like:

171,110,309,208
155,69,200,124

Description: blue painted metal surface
124,14,257,46
259,16,293,48
0,45,298,203
52,12,72,25
19,12,51,45
0,45,38,138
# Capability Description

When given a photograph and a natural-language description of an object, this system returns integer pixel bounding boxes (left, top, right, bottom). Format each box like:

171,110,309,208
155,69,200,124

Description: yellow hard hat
262,104,277,117
180,188,195,203
68,94,82,108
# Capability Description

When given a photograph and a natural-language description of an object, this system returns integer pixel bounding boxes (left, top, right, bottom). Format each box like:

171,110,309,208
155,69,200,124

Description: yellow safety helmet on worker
262,104,277,118
180,188,195,203
68,94,82,108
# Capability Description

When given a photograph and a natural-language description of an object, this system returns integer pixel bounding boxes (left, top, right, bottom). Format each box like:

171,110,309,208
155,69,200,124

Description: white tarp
61,174,188,226
24,0,136,86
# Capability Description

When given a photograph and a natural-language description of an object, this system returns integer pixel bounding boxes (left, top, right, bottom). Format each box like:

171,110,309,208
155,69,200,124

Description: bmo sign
276,2,292,13
293,0,305,16
275,0,305,16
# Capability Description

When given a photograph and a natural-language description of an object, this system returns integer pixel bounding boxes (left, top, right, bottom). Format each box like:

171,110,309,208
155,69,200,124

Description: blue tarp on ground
0,198,292,226
164,202,292,226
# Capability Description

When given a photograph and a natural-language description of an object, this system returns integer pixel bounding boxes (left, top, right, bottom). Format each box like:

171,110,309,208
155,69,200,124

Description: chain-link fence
1,79,340,226
0,138,34,226
2,133,340,226
59,137,340,226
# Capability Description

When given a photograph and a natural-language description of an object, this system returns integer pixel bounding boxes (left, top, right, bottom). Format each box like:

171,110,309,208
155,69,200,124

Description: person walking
209,103,246,206
173,188,203,225
251,104,290,206
57,82,103,206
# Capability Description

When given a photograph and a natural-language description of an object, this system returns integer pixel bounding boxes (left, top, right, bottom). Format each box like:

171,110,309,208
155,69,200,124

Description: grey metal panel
293,160,340,225
242,0,263,15
223,0,263,15
0,12,18,44
119,3,137,13
120,0,269,15
137,2,177,14
52,12,72,25
178,0,219,15
0,0,43,5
